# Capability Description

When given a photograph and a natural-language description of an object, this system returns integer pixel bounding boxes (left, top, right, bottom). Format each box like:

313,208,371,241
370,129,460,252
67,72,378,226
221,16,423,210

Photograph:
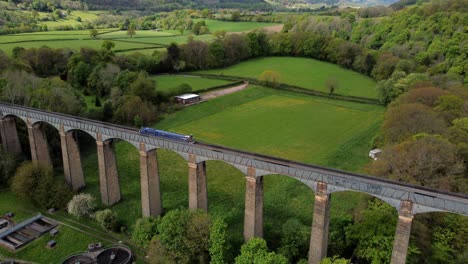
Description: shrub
132,217,160,248
67,193,96,218
95,209,119,231
11,162,72,209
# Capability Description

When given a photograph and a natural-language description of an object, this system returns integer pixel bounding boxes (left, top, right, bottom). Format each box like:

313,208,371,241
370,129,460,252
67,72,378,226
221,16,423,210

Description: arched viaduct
0,102,467,264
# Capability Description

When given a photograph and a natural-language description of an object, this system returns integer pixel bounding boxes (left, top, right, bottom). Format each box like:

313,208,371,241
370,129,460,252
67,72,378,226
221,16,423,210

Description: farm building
175,93,201,104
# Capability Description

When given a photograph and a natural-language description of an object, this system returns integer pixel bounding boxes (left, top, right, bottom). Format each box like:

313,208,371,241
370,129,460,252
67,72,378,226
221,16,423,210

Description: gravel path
201,81,249,100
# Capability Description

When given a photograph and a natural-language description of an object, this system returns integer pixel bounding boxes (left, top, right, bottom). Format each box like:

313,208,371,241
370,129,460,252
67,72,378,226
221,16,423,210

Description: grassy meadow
152,75,234,93
78,86,382,251
197,57,378,98
197,19,279,32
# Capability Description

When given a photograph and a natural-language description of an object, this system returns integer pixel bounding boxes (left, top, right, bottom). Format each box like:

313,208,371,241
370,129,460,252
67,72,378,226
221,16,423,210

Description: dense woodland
0,0,467,263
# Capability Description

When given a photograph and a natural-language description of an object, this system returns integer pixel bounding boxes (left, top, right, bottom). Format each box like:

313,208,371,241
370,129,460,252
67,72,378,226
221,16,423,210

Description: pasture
152,75,234,93
196,19,279,32
0,39,161,55
80,86,383,250
197,57,378,98
0,29,213,55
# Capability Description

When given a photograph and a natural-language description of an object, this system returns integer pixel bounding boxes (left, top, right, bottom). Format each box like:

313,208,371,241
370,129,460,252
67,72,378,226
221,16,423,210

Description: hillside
266,0,401,7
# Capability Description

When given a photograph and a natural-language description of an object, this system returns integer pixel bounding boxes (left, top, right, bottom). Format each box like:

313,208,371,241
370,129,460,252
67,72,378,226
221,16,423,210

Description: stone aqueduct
0,102,467,264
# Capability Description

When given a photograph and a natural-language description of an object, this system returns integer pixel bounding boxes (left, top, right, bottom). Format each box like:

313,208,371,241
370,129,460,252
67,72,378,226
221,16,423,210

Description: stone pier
27,120,52,168
391,200,414,264
140,144,162,217
243,167,263,240
60,126,85,191
0,116,22,154
96,134,120,205
308,182,331,264
188,154,207,211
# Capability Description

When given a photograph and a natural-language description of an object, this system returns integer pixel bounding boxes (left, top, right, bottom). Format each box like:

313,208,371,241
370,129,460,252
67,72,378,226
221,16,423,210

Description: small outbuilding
369,149,382,160
175,94,201,105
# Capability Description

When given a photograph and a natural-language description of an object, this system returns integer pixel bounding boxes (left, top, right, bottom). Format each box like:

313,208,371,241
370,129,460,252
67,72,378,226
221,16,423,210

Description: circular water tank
61,253,95,264
96,245,132,264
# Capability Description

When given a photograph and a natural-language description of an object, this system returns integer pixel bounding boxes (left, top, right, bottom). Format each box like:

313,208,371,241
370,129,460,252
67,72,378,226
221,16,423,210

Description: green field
124,34,215,45
158,86,383,164
0,29,117,44
197,19,279,32
0,30,213,55
152,75,234,93
197,57,378,98
36,10,102,29
78,86,382,252
0,39,160,55
97,30,176,39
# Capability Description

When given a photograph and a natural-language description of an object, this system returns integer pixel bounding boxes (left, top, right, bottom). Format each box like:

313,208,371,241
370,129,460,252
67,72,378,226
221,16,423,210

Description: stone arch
28,120,62,169
63,126,97,141
146,145,189,162
330,189,402,211
151,147,190,211
0,113,28,125
62,129,98,191
261,173,315,250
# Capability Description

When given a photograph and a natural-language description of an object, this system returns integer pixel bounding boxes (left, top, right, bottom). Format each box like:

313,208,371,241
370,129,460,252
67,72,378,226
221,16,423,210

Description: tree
235,238,288,264
434,95,465,123
127,26,136,38
372,52,399,80
345,200,398,264
11,162,72,209
133,217,160,248
258,70,281,87
395,87,448,107
320,256,351,264
114,96,156,125
67,193,96,218
367,134,465,190
87,63,121,97
129,72,157,102
95,209,119,231
231,10,241,21
381,103,446,143
0,149,17,189
90,28,98,38
150,209,212,264
101,40,115,51
278,219,310,263
326,78,338,95
209,218,228,264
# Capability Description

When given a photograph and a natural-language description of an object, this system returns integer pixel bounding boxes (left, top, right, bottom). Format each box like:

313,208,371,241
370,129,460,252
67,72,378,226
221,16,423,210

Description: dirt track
201,81,249,100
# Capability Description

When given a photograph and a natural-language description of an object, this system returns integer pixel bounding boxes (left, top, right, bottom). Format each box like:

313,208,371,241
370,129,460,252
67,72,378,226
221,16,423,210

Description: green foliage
345,200,397,264
152,209,212,264
11,162,72,209
0,148,18,189
101,40,115,51
95,209,119,231
130,72,157,102
133,217,160,249
209,217,228,264
277,219,310,263
235,238,288,264
320,256,351,264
